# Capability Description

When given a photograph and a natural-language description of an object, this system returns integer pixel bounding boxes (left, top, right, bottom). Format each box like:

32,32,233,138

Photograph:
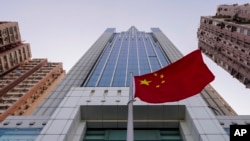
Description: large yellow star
140,79,151,86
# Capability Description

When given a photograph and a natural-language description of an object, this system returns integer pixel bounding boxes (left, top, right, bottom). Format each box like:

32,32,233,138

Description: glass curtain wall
85,27,170,87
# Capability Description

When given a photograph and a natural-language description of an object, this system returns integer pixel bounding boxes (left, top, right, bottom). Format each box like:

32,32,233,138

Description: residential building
0,22,65,122
197,3,250,88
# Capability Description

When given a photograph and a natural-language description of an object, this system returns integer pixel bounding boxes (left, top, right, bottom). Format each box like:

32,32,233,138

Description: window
201,18,205,23
2,29,7,37
0,38,3,45
240,28,244,34
9,27,13,34
231,26,236,32
247,30,250,36
224,128,230,135
83,129,182,141
0,128,41,141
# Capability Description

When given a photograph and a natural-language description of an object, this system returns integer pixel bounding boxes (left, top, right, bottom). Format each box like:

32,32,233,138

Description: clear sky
1,0,250,115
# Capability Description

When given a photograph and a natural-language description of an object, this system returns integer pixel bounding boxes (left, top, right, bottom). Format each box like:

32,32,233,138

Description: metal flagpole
126,72,134,141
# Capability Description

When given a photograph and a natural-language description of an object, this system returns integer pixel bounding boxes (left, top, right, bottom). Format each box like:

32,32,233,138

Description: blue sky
1,0,250,114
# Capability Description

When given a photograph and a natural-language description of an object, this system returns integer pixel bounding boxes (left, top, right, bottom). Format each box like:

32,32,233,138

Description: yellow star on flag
160,74,164,78
140,79,151,86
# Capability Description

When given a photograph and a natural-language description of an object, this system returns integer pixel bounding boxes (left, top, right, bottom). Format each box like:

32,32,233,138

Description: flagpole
126,72,134,141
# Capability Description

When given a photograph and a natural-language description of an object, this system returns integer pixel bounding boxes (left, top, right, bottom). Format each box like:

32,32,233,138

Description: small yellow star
140,79,151,86
161,80,165,83
160,74,164,78
154,73,158,76
156,85,160,88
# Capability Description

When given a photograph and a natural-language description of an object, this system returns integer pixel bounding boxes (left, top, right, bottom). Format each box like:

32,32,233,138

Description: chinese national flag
134,49,215,103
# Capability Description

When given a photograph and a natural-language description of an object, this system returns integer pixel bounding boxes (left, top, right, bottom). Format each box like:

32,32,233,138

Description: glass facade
85,27,170,87
0,128,41,141
84,129,182,141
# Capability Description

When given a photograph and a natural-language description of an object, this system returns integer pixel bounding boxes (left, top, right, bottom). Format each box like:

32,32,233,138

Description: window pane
0,128,41,141
83,129,182,141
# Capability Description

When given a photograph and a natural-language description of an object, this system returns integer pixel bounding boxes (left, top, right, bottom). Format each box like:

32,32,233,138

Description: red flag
134,49,215,103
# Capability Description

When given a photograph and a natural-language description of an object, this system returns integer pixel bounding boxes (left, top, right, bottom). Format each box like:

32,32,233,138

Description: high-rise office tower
1,26,248,141
0,22,65,121
197,3,250,88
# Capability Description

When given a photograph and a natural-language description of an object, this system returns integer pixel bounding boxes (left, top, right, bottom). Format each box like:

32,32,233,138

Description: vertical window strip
136,31,140,75
137,32,150,75
96,34,119,86
127,34,134,86
110,33,125,86
88,42,110,86
98,34,122,86
142,32,152,72
124,32,131,87
151,34,170,66
156,41,171,65
85,40,112,86
113,34,129,86
126,32,139,86
148,35,163,68
144,34,161,71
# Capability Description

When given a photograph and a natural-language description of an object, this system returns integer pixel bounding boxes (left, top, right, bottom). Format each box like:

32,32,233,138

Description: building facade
0,22,65,122
197,3,250,88
0,26,248,141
